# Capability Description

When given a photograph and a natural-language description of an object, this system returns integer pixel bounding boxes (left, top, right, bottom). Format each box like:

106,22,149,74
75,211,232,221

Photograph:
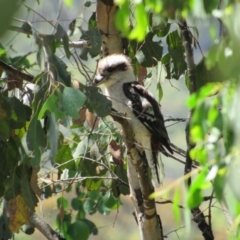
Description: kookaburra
93,54,173,188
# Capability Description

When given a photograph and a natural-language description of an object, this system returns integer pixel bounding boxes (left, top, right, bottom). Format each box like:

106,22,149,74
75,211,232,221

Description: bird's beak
93,74,110,86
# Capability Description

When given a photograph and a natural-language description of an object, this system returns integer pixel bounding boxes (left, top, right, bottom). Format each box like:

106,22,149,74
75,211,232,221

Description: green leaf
203,0,219,13
87,190,99,201
0,118,10,141
10,56,31,68
195,58,226,90
135,32,163,67
0,174,6,197
129,3,148,41
115,1,131,37
150,14,170,37
67,221,90,240
38,93,64,120
187,167,210,208
84,1,91,7
57,197,68,209
79,13,101,60
208,98,219,127
161,53,171,79
157,82,163,101
115,165,129,195
81,156,98,179
213,170,225,200
56,212,71,235
62,87,86,118
32,81,49,114
102,191,119,210
81,219,98,235
1,137,19,175
21,22,32,34
3,174,21,200
55,144,75,171
173,189,181,224
76,209,86,220
26,115,46,167
21,224,35,235
55,24,71,58
185,71,190,91
21,174,38,211
90,143,102,161
83,199,96,215
64,0,72,7
84,86,112,117
97,197,110,215
85,178,103,191
71,198,83,211
0,0,18,37
42,183,52,199
48,113,59,162
166,30,187,79
52,55,71,86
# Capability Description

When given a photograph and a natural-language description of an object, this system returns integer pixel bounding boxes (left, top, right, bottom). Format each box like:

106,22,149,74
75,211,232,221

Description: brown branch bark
111,113,163,240
179,18,214,240
97,1,163,239
0,60,34,82
29,212,65,240
96,0,122,55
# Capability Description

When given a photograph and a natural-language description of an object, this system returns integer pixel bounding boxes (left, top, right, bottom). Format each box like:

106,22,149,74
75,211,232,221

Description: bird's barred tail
145,149,164,188
150,158,164,189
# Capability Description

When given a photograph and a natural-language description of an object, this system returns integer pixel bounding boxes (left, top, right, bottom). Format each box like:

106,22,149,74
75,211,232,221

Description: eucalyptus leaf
62,87,86,118
136,32,163,67
84,86,112,117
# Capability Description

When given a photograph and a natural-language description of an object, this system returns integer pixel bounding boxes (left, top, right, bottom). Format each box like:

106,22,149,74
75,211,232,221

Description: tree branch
110,112,163,240
0,60,34,82
178,18,214,240
97,1,163,238
29,212,65,240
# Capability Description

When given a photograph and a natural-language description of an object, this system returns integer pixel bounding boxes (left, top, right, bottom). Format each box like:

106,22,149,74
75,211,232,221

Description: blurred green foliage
1,0,240,239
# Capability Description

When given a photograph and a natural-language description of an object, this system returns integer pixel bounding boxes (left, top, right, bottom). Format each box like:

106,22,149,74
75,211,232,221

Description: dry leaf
86,109,99,129
108,140,124,165
7,195,30,233
137,65,147,84
72,108,86,125
30,167,41,198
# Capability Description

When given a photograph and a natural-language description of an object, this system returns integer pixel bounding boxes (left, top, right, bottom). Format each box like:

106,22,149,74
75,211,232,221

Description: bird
93,54,173,188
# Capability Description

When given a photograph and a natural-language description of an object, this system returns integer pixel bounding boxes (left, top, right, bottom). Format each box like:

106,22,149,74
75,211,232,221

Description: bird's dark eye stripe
106,63,128,73
107,66,117,72
118,63,128,71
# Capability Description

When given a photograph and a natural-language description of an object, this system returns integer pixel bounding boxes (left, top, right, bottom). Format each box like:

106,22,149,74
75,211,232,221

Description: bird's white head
93,54,135,88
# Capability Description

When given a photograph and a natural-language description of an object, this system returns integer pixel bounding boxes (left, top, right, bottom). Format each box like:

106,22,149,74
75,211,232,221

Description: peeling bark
96,0,122,55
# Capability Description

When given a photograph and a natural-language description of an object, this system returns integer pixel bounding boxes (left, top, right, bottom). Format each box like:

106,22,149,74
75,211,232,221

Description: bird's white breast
105,82,151,145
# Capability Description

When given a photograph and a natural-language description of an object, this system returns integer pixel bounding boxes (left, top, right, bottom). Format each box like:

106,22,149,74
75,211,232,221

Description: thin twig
8,25,90,48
